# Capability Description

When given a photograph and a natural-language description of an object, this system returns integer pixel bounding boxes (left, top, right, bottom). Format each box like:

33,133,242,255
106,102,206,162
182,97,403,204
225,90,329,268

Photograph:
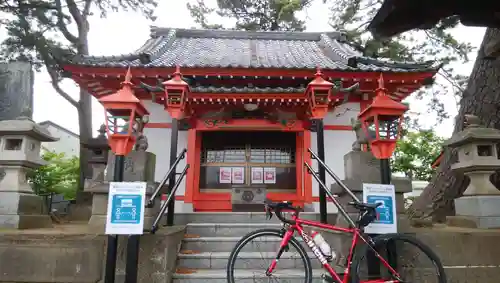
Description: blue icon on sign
110,194,142,224
366,195,394,224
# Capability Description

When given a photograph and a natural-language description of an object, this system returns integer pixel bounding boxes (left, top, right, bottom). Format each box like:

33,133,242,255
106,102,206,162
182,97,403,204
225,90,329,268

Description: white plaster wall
143,127,188,197
323,102,360,125
143,100,172,123
142,99,187,196
40,125,80,158
310,107,358,198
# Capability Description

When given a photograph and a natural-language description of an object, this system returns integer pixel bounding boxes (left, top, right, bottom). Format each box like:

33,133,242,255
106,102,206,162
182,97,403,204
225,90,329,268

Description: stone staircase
172,212,341,283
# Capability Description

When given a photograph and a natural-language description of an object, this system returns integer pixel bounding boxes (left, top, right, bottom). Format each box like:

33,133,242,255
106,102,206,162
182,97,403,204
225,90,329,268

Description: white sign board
263,167,276,184
362,183,397,234
105,182,146,235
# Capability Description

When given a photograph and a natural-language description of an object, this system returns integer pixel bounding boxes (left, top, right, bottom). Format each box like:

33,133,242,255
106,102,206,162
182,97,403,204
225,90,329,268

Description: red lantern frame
358,74,408,159
163,65,190,119
305,67,334,119
99,68,149,156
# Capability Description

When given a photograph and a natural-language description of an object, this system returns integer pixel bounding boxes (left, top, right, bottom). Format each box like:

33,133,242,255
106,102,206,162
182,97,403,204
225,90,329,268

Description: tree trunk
75,25,92,205
76,88,93,203
409,28,500,222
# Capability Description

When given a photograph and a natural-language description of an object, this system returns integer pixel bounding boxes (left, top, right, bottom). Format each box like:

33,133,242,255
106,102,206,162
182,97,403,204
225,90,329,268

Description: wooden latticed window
201,147,246,163
249,147,295,164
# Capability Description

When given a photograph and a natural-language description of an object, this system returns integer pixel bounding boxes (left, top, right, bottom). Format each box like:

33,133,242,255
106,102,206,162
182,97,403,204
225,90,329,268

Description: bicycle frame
267,213,401,283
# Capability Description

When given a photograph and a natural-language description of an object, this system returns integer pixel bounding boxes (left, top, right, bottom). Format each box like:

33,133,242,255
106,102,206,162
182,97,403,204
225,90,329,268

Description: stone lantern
444,115,500,228
0,116,58,229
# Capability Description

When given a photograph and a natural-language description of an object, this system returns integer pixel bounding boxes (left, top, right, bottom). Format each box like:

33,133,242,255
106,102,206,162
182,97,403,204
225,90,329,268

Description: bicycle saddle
348,201,382,211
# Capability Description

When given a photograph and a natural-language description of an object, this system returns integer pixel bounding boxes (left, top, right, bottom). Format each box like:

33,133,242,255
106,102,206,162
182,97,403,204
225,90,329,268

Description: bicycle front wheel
351,233,447,283
226,228,313,283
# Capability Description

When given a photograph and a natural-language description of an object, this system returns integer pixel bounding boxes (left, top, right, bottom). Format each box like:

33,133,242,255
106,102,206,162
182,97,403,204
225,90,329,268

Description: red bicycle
226,198,446,283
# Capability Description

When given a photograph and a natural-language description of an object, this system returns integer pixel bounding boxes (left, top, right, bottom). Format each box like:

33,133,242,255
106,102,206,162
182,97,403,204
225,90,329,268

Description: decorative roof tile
65,27,440,73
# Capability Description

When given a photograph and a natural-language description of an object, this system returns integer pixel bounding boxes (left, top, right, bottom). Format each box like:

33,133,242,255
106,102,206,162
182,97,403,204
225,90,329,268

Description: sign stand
362,183,397,234
106,182,147,235
363,179,398,279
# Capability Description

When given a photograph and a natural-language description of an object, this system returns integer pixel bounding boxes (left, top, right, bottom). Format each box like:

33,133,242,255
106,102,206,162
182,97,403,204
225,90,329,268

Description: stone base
0,215,52,229
0,224,185,283
455,195,500,217
0,192,47,215
69,204,92,221
0,192,53,229
447,215,500,229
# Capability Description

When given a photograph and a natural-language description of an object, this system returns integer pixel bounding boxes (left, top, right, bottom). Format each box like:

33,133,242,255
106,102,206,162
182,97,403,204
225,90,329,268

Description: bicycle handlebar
264,199,299,225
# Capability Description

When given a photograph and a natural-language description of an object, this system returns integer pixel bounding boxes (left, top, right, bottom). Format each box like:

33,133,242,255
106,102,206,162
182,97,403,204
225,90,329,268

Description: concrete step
175,212,337,225
186,223,283,237
182,236,307,252
178,251,327,269
173,269,341,283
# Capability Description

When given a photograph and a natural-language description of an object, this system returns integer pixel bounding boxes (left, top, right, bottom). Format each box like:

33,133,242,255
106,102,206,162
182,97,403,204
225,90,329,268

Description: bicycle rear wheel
350,233,447,283
226,228,313,283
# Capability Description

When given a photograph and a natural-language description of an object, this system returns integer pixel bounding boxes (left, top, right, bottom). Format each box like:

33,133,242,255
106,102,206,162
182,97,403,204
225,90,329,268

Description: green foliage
28,150,80,200
391,130,444,182
186,0,312,31
328,0,474,125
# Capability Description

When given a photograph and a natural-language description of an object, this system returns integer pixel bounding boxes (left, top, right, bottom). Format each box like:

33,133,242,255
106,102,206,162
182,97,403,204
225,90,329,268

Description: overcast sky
3,0,486,138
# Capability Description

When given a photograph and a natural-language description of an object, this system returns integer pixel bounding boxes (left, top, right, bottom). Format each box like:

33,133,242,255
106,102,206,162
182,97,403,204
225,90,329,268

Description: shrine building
60,27,439,212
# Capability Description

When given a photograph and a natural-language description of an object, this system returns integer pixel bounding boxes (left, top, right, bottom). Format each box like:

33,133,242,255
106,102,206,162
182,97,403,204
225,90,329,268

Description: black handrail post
147,148,187,207
316,119,328,224
104,155,124,283
166,118,179,226
149,165,189,233
124,234,141,283
367,158,393,279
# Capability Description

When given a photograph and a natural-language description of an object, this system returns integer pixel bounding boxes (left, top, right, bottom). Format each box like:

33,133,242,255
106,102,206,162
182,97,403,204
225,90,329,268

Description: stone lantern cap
81,124,110,151
0,116,58,142
443,115,500,148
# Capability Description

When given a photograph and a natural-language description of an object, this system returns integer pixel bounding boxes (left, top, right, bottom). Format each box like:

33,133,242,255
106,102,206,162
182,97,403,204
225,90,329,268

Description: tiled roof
139,82,305,94
65,27,440,73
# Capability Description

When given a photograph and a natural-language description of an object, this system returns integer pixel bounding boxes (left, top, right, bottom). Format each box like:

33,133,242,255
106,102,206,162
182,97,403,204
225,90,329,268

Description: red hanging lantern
306,67,333,119
98,68,149,156
163,65,190,119
358,74,408,159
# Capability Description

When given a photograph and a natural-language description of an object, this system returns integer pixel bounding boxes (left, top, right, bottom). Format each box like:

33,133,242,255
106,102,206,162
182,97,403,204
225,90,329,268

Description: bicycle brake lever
265,206,273,220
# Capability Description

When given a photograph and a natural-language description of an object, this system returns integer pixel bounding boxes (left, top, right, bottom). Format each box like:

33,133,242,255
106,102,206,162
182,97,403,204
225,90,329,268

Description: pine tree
409,29,500,222
186,0,312,31
0,0,157,199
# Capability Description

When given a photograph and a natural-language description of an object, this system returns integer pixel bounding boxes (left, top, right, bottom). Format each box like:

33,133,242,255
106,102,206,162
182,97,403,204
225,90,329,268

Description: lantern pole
166,118,179,226
99,68,150,283
104,154,124,283
162,65,188,227
316,119,328,223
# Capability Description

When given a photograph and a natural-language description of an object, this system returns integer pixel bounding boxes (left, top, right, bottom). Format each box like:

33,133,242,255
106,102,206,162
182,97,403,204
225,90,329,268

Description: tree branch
15,13,79,108
46,67,79,108
65,0,85,31
54,0,79,43
82,0,91,17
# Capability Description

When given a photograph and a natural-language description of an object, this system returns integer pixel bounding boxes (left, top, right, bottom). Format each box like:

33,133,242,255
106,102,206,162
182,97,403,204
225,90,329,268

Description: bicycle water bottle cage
348,202,382,228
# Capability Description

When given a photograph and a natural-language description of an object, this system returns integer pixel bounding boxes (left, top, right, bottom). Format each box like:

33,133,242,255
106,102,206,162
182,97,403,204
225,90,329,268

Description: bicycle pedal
321,274,336,283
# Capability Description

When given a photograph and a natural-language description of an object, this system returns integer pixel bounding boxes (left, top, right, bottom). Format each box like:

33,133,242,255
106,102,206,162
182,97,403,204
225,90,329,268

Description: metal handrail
304,162,357,229
308,148,361,203
146,148,187,208
146,164,189,234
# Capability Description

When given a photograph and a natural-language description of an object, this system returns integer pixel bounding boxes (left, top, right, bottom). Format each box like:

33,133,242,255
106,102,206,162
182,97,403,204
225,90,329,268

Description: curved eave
368,0,449,38
61,56,441,74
